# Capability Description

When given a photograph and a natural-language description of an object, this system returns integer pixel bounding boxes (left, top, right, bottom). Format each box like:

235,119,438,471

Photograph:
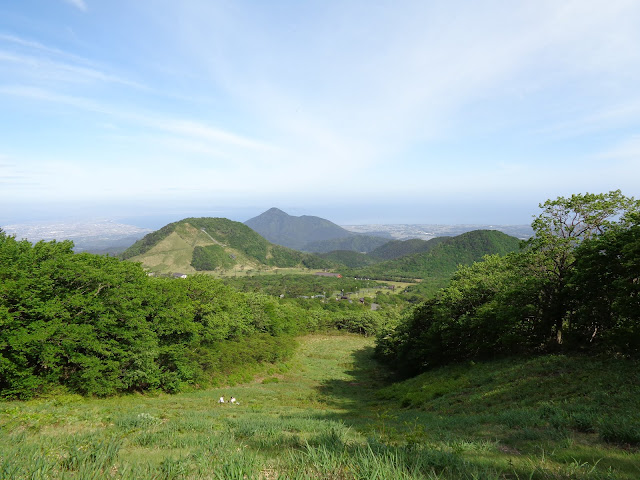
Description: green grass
1,335,638,479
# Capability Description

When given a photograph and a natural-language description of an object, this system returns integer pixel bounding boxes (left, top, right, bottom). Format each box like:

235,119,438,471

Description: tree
568,213,640,352
527,190,640,345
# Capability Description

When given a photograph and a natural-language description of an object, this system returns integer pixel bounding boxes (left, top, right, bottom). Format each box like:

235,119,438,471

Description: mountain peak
245,208,353,251
263,207,290,217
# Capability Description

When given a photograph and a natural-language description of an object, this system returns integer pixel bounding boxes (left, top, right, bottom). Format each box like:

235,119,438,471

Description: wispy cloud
169,1,640,169
0,85,277,157
2,1,640,221
63,0,87,12
0,50,143,88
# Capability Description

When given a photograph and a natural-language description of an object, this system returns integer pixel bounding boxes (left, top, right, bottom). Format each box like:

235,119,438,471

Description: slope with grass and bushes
1,334,638,479
0,229,342,399
120,217,333,274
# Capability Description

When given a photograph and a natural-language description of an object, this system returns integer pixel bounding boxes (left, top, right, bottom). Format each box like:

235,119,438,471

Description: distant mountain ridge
356,229,522,282
244,207,388,253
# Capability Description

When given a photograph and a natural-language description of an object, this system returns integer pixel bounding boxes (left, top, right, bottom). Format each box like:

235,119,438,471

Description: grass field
1,334,638,479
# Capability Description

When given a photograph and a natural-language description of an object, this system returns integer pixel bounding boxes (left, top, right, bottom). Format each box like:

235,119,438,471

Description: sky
1,0,639,227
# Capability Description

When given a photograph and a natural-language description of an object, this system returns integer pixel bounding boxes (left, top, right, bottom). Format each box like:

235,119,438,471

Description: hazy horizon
2,1,639,227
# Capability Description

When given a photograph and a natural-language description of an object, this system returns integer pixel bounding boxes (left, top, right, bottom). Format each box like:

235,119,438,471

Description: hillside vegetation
363,230,522,279
303,234,389,253
2,335,638,479
318,249,378,268
368,236,448,260
120,217,332,274
377,191,640,376
335,230,522,300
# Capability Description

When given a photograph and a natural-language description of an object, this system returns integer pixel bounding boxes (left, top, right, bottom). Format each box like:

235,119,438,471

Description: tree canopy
377,191,640,376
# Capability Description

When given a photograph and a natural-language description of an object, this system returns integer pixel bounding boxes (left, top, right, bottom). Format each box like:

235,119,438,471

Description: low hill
318,249,379,268
352,230,521,286
244,207,387,253
304,234,389,253
368,237,448,260
120,217,333,274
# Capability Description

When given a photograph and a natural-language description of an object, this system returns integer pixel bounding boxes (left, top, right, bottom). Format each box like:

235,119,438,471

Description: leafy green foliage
0,231,338,399
303,234,389,253
567,215,640,352
220,273,378,298
191,244,235,270
0,234,160,397
376,191,640,376
319,249,378,268
368,237,447,260
526,190,640,345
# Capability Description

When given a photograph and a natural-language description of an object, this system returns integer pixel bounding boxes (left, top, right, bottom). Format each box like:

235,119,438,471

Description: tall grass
1,334,638,479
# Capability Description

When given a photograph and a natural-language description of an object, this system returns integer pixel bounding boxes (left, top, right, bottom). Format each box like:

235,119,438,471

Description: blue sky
1,0,639,227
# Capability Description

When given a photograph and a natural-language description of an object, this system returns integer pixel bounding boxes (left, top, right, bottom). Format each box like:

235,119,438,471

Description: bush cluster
378,191,640,376
0,232,315,398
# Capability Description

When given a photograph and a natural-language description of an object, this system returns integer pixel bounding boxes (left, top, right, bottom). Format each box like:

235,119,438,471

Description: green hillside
304,233,389,253
318,249,379,268
368,236,447,260
120,217,332,274
349,230,521,297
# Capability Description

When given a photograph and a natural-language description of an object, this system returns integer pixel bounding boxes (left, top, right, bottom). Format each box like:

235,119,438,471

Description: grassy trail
1,334,638,479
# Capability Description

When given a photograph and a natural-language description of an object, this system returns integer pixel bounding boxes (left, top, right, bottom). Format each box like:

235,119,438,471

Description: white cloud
0,85,272,153
165,0,640,170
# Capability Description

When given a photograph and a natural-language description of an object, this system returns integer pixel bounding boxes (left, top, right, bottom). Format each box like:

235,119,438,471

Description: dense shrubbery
221,274,382,298
0,231,394,398
377,191,640,376
191,244,235,271
0,233,302,398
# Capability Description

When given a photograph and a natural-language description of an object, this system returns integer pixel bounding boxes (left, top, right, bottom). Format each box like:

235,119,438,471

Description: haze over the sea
1,1,639,226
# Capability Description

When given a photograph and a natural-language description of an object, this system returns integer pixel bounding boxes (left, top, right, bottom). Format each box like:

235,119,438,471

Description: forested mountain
318,249,378,268
355,230,522,281
244,208,351,251
244,207,387,253
368,237,448,260
120,217,332,274
303,234,389,253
